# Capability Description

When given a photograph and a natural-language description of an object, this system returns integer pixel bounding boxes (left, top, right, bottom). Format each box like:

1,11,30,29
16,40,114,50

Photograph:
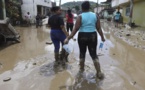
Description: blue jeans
50,29,66,52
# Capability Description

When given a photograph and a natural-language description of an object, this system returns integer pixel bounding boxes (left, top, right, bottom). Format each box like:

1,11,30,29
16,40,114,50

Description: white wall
119,0,129,5
112,0,129,7
94,7,105,13
111,0,119,7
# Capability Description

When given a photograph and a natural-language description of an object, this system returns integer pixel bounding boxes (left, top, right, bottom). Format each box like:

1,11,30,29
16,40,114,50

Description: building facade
112,0,145,27
0,0,6,23
21,0,52,23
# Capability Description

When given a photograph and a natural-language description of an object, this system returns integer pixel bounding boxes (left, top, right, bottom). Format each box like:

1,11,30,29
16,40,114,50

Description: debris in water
0,63,2,68
3,77,11,82
33,63,37,65
126,34,131,36
132,81,136,85
73,38,76,41
46,41,52,45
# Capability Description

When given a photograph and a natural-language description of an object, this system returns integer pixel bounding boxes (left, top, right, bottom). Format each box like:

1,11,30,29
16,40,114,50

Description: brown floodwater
0,23,145,90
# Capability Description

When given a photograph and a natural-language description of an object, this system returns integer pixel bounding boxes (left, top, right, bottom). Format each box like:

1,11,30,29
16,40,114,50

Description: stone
33,63,37,65
126,34,131,36
3,77,11,82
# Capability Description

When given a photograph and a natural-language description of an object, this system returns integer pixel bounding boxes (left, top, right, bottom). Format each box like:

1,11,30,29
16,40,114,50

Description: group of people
25,12,43,28
48,1,105,79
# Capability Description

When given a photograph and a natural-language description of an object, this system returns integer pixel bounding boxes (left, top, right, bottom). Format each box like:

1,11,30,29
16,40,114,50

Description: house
112,0,145,27
94,0,115,19
21,0,52,23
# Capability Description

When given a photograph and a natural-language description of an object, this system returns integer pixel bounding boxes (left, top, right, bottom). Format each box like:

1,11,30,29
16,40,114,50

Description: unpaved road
0,23,145,90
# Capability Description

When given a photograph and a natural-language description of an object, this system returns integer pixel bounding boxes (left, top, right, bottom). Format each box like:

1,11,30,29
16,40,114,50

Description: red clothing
66,14,74,23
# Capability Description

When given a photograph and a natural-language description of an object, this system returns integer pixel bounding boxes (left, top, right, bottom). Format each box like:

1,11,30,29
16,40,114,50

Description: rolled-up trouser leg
60,48,66,65
93,59,101,73
93,58,104,79
54,52,60,66
65,52,69,62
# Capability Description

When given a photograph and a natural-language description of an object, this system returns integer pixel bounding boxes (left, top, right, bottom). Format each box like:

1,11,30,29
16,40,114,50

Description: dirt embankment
102,20,145,50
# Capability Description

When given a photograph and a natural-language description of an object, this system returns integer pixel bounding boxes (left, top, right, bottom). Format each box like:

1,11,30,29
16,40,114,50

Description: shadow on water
0,42,18,51
39,61,104,90
39,61,72,77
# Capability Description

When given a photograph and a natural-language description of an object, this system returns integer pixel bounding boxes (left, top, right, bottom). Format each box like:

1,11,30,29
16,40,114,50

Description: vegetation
61,1,97,12
5,0,21,25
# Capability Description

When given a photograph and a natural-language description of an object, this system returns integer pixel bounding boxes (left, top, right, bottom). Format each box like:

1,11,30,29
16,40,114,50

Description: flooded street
0,22,145,90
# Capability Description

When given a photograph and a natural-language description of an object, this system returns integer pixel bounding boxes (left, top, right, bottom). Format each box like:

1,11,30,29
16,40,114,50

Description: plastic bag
63,39,74,54
63,44,71,54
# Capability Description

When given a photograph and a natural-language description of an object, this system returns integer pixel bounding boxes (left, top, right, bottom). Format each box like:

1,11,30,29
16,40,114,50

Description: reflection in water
70,72,103,90
0,26,50,73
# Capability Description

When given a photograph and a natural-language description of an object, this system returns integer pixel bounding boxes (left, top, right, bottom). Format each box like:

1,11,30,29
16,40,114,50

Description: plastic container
99,42,104,49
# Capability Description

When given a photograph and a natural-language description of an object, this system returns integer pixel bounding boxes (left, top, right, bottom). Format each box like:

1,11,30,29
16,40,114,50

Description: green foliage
74,6,80,11
61,1,96,12
5,0,20,19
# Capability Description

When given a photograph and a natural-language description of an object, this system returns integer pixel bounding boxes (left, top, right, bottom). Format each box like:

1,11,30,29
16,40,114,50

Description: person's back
114,11,121,27
36,14,40,20
66,9,74,32
64,1,105,80
115,12,121,20
49,14,63,30
66,14,74,24
48,6,69,67
79,12,97,32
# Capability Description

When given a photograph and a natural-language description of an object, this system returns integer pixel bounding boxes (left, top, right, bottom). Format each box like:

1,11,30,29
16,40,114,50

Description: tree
5,0,21,25
75,5,80,12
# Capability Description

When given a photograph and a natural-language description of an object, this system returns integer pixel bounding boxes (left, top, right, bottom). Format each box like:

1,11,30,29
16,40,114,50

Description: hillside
61,1,97,11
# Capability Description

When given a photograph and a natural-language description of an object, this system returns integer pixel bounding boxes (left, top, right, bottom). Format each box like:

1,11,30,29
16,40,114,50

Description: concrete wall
122,1,145,27
94,6,105,13
112,0,119,7
112,0,129,7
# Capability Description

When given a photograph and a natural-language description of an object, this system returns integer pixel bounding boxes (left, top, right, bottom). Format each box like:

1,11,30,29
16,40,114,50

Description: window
126,7,130,16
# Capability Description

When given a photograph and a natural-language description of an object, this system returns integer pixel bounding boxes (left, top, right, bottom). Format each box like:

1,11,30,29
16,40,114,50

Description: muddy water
0,24,145,90
0,26,51,73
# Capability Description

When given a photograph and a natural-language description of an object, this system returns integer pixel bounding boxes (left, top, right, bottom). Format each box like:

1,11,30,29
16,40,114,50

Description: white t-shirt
25,14,31,20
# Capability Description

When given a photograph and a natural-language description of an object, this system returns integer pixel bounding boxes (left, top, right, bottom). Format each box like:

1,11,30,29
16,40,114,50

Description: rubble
102,20,145,51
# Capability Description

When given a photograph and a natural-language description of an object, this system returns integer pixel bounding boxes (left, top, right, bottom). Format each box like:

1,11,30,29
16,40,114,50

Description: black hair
67,9,72,18
117,11,120,14
81,1,90,11
50,7,54,12
51,6,60,12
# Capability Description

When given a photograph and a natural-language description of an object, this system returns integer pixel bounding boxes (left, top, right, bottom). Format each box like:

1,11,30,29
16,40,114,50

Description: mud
0,23,145,90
